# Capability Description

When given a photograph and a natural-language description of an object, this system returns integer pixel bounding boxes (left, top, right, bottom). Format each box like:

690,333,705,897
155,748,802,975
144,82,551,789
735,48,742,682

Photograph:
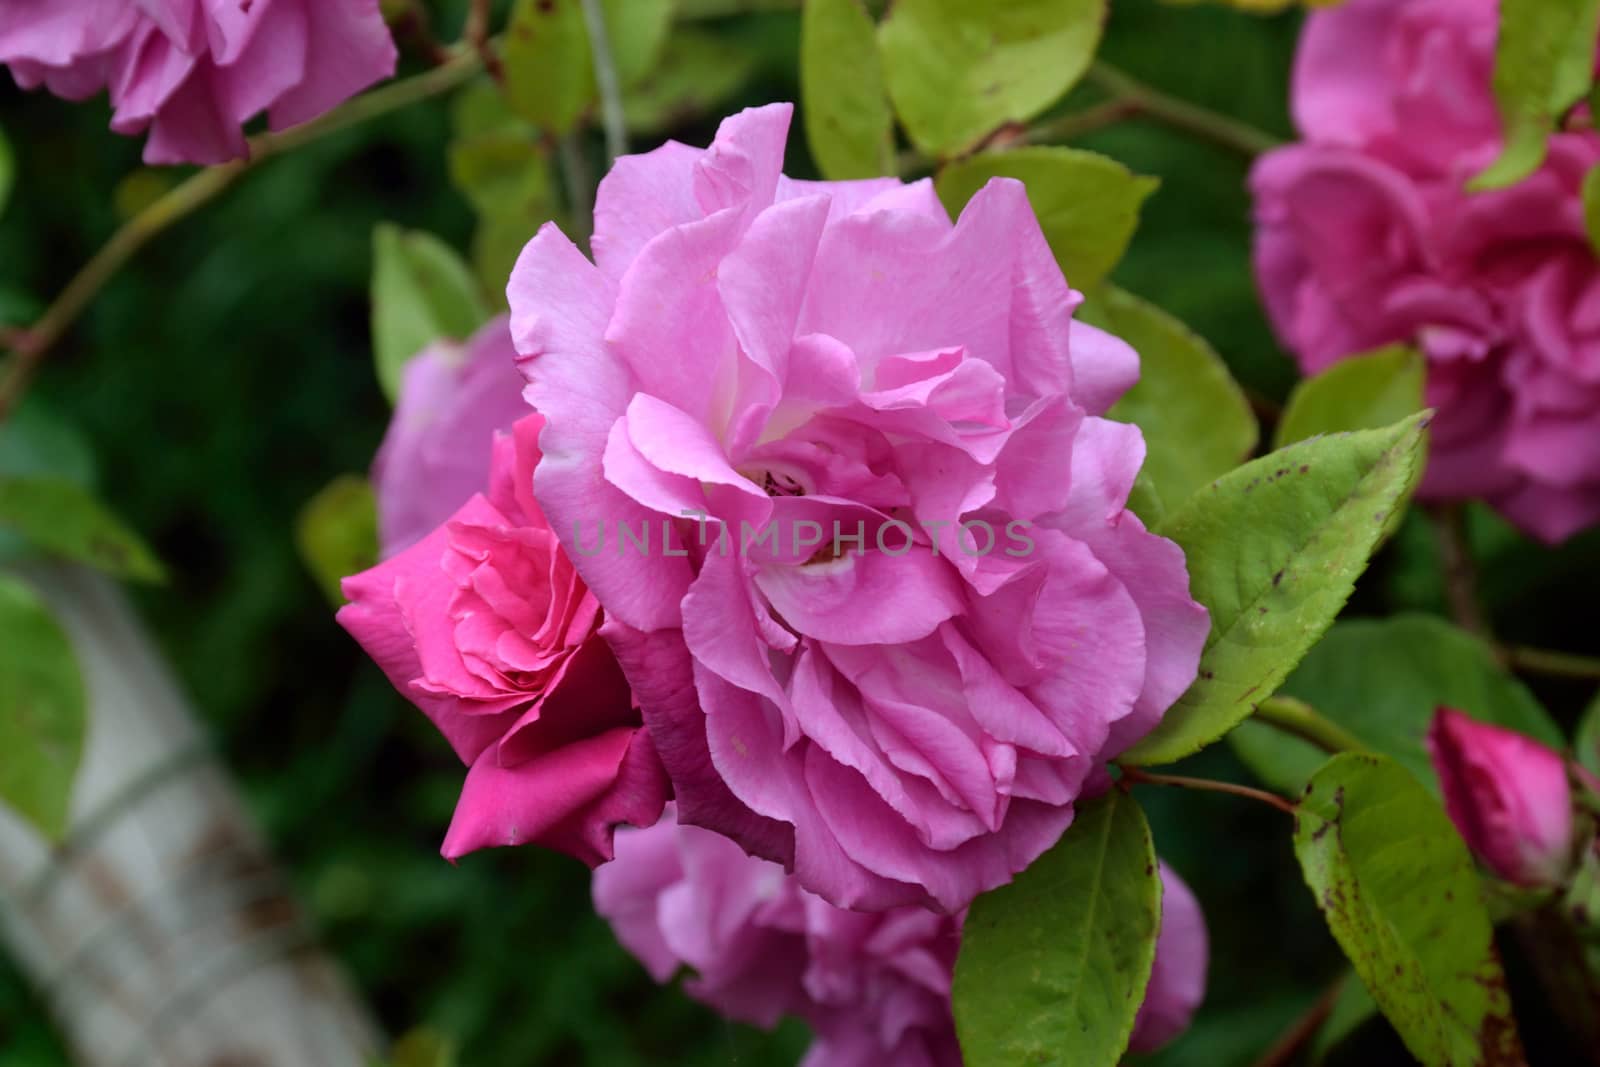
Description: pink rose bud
1129,862,1209,1053
1426,708,1575,887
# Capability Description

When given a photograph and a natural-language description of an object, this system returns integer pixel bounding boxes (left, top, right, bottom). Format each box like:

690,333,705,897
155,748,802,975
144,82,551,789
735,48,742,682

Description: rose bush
510,102,1209,912
1251,0,1600,542
0,0,396,164
340,323,668,865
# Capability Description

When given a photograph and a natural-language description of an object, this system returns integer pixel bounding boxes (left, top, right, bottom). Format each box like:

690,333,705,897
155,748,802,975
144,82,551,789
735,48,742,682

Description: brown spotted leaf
1295,754,1525,1067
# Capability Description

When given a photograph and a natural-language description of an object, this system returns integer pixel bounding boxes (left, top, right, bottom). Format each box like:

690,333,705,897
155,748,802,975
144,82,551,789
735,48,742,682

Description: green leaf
0,124,14,219
450,136,557,228
1294,754,1524,1066
0,478,165,582
0,399,96,487
1471,0,1600,190
1585,163,1600,258
1084,285,1257,514
371,225,491,404
1231,615,1561,797
936,149,1158,290
388,1028,458,1067
623,29,759,136
0,574,86,840
1275,345,1425,450
1122,412,1431,766
296,475,379,606
1311,976,1378,1065
802,0,895,180
953,789,1160,1067
502,0,673,134
1577,688,1600,779
879,0,1106,158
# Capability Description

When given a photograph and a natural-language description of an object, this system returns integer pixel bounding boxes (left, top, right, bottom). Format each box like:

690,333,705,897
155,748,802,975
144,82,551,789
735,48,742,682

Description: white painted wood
0,564,381,1067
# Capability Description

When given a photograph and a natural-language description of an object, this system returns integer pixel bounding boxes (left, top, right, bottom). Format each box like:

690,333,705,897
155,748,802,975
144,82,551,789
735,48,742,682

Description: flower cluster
0,0,396,164
341,103,1213,1061
593,806,1206,1065
1251,0,1600,542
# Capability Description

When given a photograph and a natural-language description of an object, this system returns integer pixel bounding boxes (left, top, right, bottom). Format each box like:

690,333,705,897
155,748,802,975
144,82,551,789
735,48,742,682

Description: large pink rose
595,809,1208,1064
509,103,1208,911
339,412,669,866
594,805,964,1067
0,0,396,164
1251,0,1600,542
371,316,532,557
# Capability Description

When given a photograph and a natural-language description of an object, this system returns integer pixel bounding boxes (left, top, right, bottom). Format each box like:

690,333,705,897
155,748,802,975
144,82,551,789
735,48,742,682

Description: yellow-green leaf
502,0,673,134
0,574,85,841
1471,0,1600,190
1123,413,1431,765
802,0,895,179
371,226,490,403
1087,285,1257,514
1275,345,1425,449
0,478,165,582
879,0,1106,158
296,475,379,606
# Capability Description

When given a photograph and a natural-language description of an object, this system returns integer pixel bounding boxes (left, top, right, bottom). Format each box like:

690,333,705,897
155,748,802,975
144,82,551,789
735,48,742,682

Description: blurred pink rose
1251,0,1600,542
372,316,531,557
1427,708,1575,887
1130,862,1208,1053
594,805,964,1067
511,102,1208,913
339,413,669,866
0,0,396,164
596,810,1208,1064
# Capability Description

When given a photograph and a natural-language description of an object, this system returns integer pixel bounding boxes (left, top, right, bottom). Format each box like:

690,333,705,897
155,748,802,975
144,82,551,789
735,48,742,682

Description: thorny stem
1254,696,1367,756
1118,765,1298,816
579,0,630,165
0,49,484,423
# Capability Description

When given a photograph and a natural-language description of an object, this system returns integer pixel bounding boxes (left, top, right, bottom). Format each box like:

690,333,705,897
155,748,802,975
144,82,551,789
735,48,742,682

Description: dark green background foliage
2,1,1598,1064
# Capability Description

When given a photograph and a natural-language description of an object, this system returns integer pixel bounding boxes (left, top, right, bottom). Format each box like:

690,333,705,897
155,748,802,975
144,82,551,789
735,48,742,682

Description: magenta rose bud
1426,708,1576,888
512,102,1209,913
1250,0,1600,543
372,317,533,557
0,0,397,165
339,413,669,867
1130,863,1209,1054
594,807,963,1067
